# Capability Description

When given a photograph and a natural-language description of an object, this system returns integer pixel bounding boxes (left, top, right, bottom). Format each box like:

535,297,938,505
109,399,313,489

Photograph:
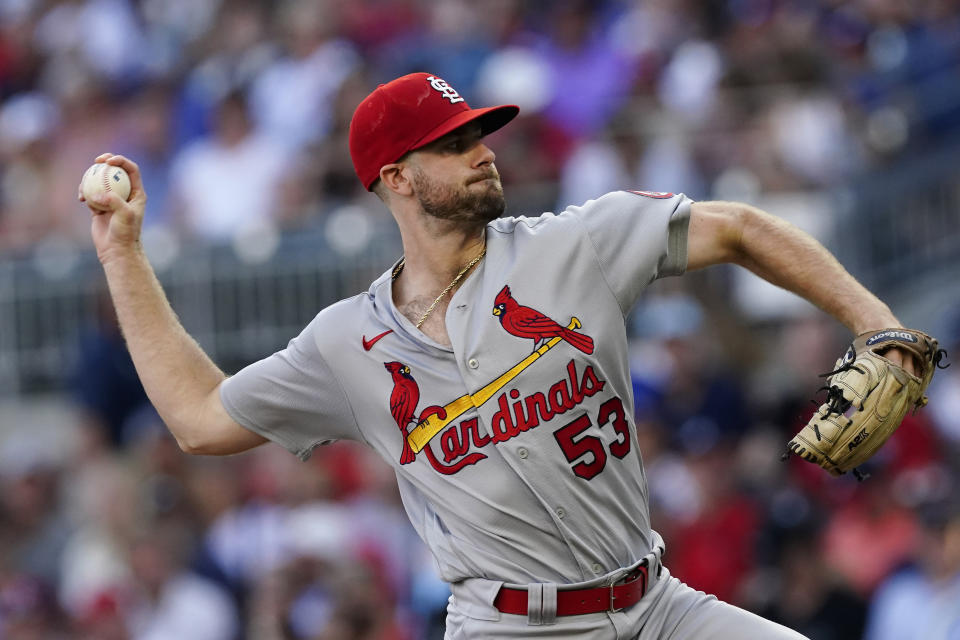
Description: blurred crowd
1,0,959,256
1,0,960,639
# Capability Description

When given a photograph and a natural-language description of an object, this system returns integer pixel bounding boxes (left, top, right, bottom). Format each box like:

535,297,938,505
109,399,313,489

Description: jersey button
468,358,479,369
555,508,565,519
592,563,603,574
517,447,529,459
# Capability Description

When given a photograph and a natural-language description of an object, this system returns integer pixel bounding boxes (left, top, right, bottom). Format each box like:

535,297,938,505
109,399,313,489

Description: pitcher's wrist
98,241,146,269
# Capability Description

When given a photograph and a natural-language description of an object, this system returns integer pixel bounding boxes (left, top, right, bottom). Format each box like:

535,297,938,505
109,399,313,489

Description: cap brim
410,104,520,153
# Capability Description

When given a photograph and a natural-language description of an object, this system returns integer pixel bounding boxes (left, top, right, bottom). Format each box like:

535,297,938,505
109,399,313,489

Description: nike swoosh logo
362,330,394,351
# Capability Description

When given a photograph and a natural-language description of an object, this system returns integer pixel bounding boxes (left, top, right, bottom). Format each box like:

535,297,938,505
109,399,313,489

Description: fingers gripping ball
81,163,131,210
784,328,948,478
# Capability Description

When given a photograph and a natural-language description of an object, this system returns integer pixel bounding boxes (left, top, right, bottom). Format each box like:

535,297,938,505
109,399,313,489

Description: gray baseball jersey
221,189,687,586
219,190,813,638
221,191,691,583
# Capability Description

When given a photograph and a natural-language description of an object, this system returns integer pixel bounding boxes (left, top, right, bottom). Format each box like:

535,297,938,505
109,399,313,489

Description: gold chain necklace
392,246,486,329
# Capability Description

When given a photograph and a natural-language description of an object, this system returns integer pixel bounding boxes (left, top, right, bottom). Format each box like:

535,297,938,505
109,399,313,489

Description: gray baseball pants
445,562,808,639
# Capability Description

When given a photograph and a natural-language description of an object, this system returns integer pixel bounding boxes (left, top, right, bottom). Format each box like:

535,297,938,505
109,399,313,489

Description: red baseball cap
349,72,519,191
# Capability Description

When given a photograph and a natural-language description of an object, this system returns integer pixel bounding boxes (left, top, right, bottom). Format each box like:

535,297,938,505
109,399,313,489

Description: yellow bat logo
406,317,582,452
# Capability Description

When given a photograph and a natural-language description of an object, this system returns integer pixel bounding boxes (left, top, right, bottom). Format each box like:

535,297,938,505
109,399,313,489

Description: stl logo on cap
427,75,464,104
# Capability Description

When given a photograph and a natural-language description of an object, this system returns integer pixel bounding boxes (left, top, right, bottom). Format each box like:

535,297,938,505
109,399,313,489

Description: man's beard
412,168,506,226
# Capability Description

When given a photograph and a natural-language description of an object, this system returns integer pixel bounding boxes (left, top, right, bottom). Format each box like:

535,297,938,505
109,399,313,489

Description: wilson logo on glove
865,330,919,346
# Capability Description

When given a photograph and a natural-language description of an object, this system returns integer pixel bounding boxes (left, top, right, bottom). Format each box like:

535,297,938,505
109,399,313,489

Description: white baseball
81,163,131,210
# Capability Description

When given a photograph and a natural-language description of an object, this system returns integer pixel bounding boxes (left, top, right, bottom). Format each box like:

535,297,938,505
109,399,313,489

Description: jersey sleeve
568,190,692,313
219,315,360,460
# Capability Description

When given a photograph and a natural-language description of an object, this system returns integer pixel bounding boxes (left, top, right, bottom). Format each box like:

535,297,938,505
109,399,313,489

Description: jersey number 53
553,397,631,480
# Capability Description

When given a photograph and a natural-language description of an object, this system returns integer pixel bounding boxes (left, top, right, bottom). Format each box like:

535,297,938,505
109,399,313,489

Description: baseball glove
784,328,947,478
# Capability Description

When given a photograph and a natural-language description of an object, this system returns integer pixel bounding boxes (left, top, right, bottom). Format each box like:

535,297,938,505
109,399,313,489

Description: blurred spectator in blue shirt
865,500,960,640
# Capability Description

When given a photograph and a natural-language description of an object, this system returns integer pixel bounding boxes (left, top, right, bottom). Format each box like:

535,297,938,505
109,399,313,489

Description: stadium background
0,0,959,638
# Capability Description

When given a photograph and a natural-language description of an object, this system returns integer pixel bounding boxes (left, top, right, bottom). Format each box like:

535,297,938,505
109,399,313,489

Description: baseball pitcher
80,72,943,639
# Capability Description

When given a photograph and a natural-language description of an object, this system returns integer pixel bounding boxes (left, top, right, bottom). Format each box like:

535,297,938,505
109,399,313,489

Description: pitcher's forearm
733,206,900,334
101,246,226,434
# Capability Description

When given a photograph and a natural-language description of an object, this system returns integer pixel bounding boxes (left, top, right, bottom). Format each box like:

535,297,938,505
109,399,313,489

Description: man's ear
379,162,414,197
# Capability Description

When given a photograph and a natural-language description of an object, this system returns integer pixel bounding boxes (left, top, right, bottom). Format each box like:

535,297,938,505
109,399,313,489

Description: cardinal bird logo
492,285,594,354
384,361,420,465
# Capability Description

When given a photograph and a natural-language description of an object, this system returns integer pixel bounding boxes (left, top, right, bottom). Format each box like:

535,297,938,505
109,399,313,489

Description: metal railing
2,146,959,399
837,135,960,294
